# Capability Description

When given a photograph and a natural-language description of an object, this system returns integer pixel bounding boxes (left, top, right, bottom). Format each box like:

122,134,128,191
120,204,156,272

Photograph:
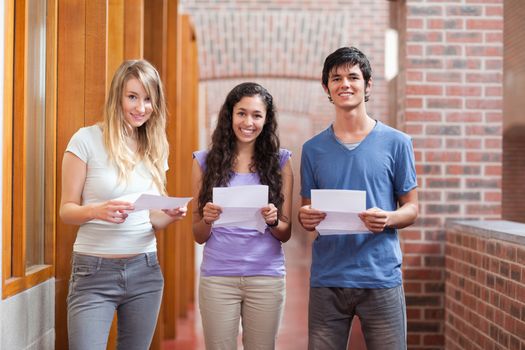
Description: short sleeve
393,136,418,196
65,128,91,163
300,144,315,199
279,148,292,168
192,150,208,171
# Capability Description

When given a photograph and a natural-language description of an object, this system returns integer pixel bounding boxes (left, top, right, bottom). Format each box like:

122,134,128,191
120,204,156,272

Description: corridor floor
163,234,366,350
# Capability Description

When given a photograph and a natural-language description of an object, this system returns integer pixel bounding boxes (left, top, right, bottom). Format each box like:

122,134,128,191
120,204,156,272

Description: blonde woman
60,60,186,350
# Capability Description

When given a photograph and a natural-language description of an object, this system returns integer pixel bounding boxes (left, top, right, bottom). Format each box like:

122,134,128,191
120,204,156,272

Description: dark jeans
67,252,164,350
308,285,406,350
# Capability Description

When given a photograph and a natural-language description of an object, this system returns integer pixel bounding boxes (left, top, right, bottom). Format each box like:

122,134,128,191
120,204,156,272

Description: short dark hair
322,47,372,102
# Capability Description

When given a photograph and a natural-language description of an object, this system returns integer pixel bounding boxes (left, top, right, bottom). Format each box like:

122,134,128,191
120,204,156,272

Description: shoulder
303,127,332,150
278,148,292,167
192,149,208,168
375,121,412,144
71,124,102,142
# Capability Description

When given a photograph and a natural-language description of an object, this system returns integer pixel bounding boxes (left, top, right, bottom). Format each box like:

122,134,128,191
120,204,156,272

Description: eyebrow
236,107,264,114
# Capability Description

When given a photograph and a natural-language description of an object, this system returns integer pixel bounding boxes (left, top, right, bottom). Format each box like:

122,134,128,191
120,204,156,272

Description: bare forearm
388,202,418,229
60,202,95,226
192,219,212,244
150,211,175,230
269,220,291,242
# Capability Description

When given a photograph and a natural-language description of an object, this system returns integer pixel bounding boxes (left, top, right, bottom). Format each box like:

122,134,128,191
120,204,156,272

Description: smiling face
324,64,371,110
121,77,153,131
231,95,267,146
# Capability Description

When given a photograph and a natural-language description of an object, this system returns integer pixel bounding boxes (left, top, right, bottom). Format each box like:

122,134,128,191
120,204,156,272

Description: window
2,0,56,298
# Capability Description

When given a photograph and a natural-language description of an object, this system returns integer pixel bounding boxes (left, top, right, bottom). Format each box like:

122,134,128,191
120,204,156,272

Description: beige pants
199,275,286,350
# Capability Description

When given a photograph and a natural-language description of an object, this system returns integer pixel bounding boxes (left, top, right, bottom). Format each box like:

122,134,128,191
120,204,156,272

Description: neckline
330,120,379,152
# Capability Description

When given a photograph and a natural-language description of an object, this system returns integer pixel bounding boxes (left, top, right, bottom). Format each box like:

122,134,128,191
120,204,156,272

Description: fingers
162,206,188,219
203,202,222,224
107,200,135,211
262,203,278,224
106,209,129,224
298,205,326,230
359,208,389,233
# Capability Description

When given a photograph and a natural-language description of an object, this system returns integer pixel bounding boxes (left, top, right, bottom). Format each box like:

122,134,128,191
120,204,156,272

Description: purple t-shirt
193,149,291,277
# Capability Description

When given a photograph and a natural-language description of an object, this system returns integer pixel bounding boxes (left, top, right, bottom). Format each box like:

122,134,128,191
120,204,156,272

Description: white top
66,125,166,254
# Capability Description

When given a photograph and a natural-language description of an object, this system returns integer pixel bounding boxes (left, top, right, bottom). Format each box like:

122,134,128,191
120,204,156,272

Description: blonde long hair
102,60,168,194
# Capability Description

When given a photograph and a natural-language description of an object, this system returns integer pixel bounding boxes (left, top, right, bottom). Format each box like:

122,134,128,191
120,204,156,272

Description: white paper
132,194,192,211
311,189,371,235
213,185,268,233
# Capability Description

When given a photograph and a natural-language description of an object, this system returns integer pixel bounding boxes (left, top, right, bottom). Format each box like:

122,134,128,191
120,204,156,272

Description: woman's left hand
261,203,278,226
162,206,188,220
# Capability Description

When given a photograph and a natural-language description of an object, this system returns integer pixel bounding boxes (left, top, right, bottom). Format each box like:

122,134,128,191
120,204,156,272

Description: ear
322,82,330,96
365,78,372,96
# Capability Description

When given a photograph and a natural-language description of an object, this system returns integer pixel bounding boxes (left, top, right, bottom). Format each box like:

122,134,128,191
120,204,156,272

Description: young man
299,47,418,350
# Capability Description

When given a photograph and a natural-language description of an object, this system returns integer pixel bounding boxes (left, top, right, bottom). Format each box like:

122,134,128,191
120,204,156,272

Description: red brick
405,243,443,254
485,165,501,176
446,31,483,43
445,112,482,123
407,111,442,122
466,46,503,57
466,19,503,30
446,139,482,149
485,6,503,16
426,151,462,162
485,138,501,149
466,99,502,110
446,165,481,175
428,98,463,109
427,72,463,83
407,18,424,29
407,85,443,95
446,85,482,96
407,70,423,82
484,191,501,202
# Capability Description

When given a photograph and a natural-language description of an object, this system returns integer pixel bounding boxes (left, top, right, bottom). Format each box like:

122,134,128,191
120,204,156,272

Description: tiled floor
163,235,366,350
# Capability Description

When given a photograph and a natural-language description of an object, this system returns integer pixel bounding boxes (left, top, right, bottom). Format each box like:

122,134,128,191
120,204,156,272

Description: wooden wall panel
178,14,199,315
55,0,87,347
124,0,144,59
144,1,171,345
85,0,107,125
107,0,124,86
53,1,199,348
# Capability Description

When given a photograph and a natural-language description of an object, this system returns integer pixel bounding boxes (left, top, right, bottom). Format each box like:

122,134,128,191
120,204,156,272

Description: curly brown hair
198,82,284,219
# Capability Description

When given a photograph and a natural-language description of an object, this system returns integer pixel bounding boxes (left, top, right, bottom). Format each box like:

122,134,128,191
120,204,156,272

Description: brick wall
445,221,525,350
401,1,503,348
180,0,390,129
182,1,507,349
502,0,525,223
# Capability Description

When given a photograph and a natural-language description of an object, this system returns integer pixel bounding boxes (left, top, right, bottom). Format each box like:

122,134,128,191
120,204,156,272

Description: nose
341,77,350,88
244,115,254,125
136,99,145,113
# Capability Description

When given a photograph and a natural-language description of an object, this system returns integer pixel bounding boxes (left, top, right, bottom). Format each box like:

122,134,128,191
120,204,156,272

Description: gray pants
67,252,164,350
308,285,407,350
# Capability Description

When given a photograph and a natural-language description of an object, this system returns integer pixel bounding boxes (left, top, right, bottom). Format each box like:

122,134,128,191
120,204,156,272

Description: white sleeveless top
66,125,166,254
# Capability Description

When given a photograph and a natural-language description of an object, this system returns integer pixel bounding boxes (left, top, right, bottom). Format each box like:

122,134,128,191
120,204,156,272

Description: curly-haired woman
192,82,293,350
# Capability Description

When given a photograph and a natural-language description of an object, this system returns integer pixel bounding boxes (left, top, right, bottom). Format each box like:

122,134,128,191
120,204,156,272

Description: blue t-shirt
300,121,417,288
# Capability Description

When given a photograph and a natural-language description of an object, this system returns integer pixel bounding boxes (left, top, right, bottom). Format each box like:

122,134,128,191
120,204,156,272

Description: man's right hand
298,205,326,231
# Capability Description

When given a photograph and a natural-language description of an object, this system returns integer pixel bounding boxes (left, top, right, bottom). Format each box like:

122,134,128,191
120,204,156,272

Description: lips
239,128,256,137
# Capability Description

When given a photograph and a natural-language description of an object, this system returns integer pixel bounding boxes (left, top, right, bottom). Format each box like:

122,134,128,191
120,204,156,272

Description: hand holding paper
213,185,269,233
311,189,371,235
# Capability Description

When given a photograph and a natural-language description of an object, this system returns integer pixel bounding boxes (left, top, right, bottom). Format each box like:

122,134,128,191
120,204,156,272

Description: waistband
72,251,158,268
